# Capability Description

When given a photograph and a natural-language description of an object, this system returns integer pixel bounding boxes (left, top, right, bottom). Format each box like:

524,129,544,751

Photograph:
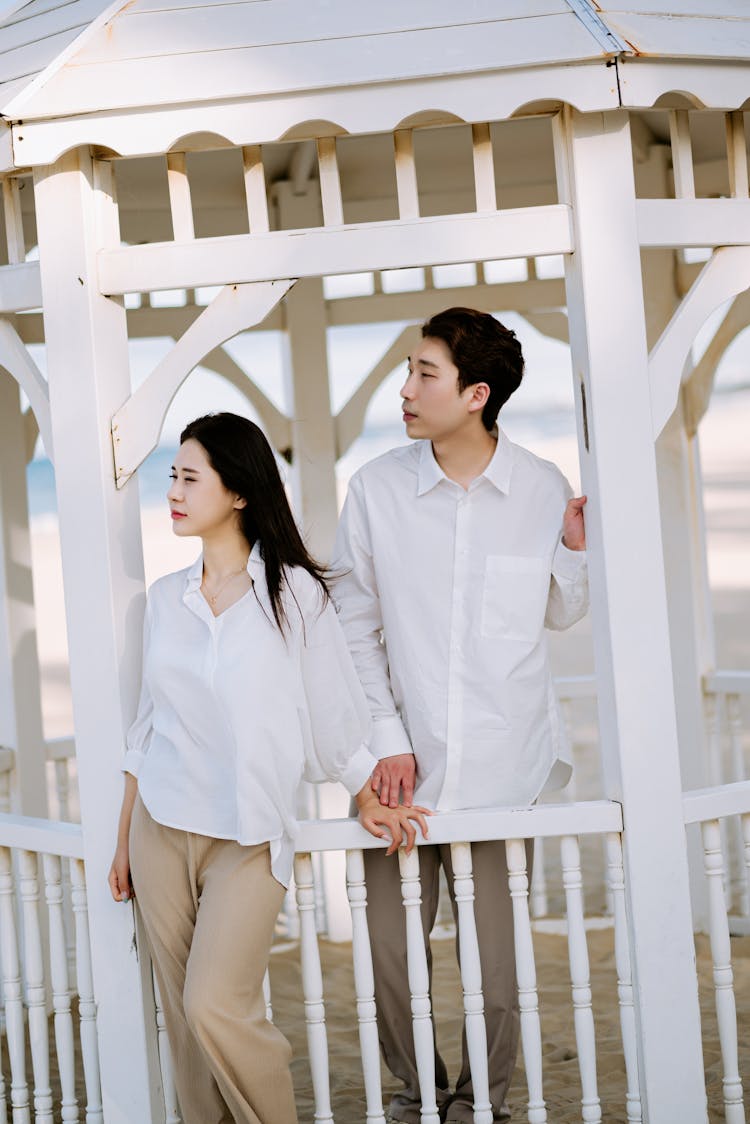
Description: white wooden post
605,834,642,1124
449,842,492,1124
397,847,440,1124
42,852,78,1123
506,838,546,1124
281,281,339,553
0,375,48,817
0,846,30,1123
33,149,163,1123
700,819,745,1124
728,696,749,914
70,857,103,1124
278,180,350,938
639,137,714,928
294,852,333,1124
556,108,708,1119
560,836,600,1123
152,972,180,1124
345,849,386,1124
19,849,52,1123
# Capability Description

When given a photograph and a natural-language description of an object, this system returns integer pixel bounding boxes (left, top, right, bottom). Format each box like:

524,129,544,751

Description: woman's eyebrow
172,466,201,474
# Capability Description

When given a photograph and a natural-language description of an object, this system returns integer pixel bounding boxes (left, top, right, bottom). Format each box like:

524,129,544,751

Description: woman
108,412,428,1124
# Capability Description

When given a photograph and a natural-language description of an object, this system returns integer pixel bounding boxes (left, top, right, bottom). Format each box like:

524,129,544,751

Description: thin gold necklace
202,566,247,608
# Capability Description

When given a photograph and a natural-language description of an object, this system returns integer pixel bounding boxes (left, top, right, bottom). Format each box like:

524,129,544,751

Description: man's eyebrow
407,356,439,369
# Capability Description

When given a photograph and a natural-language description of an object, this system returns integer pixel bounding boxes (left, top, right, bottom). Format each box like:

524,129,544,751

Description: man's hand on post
562,495,587,551
371,753,416,808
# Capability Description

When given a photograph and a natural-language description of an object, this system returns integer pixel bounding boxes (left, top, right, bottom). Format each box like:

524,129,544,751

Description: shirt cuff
122,748,145,778
338,745,380,797
552,538,587,580
370,715,414,761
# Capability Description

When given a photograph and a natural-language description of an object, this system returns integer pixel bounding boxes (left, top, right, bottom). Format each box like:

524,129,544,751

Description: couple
109,307,588,1124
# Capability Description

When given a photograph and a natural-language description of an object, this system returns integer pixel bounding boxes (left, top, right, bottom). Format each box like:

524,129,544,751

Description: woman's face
167,438,245,539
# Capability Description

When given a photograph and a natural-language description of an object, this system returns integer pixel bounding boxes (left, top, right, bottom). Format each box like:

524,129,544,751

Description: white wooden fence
0,814,101,1123
0,786,749,1121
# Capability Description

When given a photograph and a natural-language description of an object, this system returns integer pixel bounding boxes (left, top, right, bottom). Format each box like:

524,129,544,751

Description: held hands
371,753,417,808
562,495,587,552
355,780,431,857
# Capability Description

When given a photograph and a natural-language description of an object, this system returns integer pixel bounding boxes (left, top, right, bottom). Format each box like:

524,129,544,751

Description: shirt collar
183,541,263,596
416,429,514,497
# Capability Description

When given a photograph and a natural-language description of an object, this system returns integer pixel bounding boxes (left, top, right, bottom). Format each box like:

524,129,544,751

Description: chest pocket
480,555,550,643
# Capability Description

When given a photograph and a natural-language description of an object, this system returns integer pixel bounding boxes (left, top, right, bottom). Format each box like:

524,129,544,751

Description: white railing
250,800,633,1124
703,672,750,924
0,812,102,1123
684,779,750,1124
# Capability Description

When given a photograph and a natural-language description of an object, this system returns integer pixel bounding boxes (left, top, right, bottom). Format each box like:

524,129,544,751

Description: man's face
400,336,484,442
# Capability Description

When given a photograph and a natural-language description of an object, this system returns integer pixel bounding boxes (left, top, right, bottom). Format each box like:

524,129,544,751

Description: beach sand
27,388,750,1118
269,929,750,1123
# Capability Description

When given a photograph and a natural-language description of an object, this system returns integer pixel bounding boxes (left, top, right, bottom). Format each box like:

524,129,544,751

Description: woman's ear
234,495,247,510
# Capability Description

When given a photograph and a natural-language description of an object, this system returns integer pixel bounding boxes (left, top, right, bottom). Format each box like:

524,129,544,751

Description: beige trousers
129,796,298,1124
364,840,529,1124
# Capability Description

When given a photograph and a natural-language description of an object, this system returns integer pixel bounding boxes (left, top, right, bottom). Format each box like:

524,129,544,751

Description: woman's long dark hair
180,413,329,632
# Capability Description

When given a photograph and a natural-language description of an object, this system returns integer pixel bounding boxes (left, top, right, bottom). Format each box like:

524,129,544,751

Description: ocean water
26,404,577,522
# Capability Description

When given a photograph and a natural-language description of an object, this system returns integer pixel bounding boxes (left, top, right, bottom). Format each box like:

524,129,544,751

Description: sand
27,387,750,1119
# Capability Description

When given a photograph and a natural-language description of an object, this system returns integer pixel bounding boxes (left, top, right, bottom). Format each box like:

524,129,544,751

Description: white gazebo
1,2,749,1122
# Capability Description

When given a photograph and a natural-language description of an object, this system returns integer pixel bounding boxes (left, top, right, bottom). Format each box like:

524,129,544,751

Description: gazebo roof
0,2,749,169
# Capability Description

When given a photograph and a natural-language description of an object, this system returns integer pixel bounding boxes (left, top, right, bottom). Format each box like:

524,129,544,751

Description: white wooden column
556,108,707,1120
277,182,339,562
33,149,162,1123
0,374,48,816
639,143,713,928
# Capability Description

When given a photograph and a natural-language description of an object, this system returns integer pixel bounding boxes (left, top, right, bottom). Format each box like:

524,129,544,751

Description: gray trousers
364,839,529,1124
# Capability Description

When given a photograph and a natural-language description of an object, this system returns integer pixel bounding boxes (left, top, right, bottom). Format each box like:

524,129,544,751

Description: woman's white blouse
123,546,377,887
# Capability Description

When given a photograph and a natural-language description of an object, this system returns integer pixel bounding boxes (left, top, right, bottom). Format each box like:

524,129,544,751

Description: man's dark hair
421,307,524,430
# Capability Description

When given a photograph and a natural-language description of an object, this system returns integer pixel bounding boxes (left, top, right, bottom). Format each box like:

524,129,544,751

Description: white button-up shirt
333,432,589,813
124,545,377,886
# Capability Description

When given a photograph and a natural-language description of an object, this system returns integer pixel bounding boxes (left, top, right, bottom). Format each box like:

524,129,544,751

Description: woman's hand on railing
355,783,431,856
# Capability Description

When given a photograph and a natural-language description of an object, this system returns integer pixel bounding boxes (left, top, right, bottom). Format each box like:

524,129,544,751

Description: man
333,307,588,1123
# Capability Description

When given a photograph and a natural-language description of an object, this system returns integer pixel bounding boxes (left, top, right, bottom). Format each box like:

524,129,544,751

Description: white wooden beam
316,137,344,228
650,245,750,438
334,326,421,458
196,345,292,458
668,110,695,200
725,112,749,200
394,129,420,221
326,278,567,326
0,262,42,313
282,276,339,560
521,310,568,344
557,106,708,1121
242,145,270,234
684,288,750,434
166,152,195,242
34,147,163,1124
111,279,294,486
2,178,25,265
637,199,750,248
0,318,52,458
0,377,48,820
471,123,497,213
98,206,574,295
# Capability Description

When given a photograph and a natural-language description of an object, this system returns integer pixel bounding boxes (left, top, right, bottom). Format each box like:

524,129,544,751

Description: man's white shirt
333,431,589,813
